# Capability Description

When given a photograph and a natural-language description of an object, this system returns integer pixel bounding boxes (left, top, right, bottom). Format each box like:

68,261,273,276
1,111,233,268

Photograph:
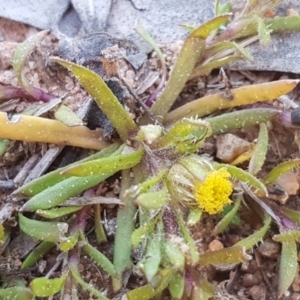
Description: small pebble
208,239,224,251
216,133,252,163
275,171,299,196
291,293,300,300
242,273,260,288
248,284,267,300
257,238,280,259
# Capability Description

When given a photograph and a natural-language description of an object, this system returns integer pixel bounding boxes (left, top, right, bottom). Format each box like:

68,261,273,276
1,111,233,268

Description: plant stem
113,169,136,291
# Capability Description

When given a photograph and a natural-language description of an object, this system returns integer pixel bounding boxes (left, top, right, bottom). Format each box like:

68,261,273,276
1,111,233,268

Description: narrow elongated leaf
136,188,169,209
0,139,9,156
190,15,231,38
257,17,271,47
148,15,231,119
198,247,250,265
207,108,278,135
21,174,111,211
278,241,298,297
212,193,242,235
19,214,68,242
61,147,143,177
152,118,211,155
176,211,199,264
54,104,84,126
169,272,185,299
205,41,253,61
273,230,300,243
213,162,267,194
132,214,161,249
15,143,121,197
191,55,242,78
70,260,109,300
234,215,271,250
141,235,162,283
83,243,117,277
267,16,300,32
13,30,54,101
248,123,268,175
127,269,173,300
22,241,55,269
164,240,185,271
281,207,300,224
36,207,82,219
263,160,300,184
0,112,107,150
30,272,68,297
51,57,137,141
0,287,33,300
164,80,299,124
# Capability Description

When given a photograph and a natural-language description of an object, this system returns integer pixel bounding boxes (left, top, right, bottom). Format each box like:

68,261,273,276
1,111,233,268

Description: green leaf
30,272,68,297
70,259,109,300
207,108,278,135
19,214,68,242
281,207,300,224
191,277,215,300
190,14,231,38
234,215,271,250
13,30,48,96
262,160,300,184
213,162,267,194
83,243,117,277
165,80,298,125
136,188,169,209
131,214,161,249
15,142,122,197
206,41,253,61
164,240,185,272
169,272,185,299
0,139,9,157
152,118,211,155
21,241,55,269
149,15,231,119
278,241,298,297
54,104,84,126
51,57,137,141
191,55,242,78
140,234,162,283
212,192,242,235
273,230,300,243
257,17,271,47
0,287,33,300
59,234,78,252
248,122,268,175
61,147,143,177
36,206,82,219
176,211,199,264
126,268,173,300
126,169,167,199
21,175,110,211
215,1,231,15
198,246,250,265
187,208,202,226
267,16,300,32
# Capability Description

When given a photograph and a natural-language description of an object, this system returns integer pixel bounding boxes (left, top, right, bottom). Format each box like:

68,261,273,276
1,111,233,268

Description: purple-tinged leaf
12,31,56,102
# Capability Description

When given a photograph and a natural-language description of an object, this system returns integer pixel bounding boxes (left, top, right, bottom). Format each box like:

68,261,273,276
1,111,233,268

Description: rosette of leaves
1,0,300,299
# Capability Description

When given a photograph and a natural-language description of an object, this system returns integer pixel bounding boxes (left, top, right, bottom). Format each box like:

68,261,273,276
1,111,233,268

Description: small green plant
1,0,300,299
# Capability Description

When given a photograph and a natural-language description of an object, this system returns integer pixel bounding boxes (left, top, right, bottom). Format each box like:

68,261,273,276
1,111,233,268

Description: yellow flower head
194,168,232,214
